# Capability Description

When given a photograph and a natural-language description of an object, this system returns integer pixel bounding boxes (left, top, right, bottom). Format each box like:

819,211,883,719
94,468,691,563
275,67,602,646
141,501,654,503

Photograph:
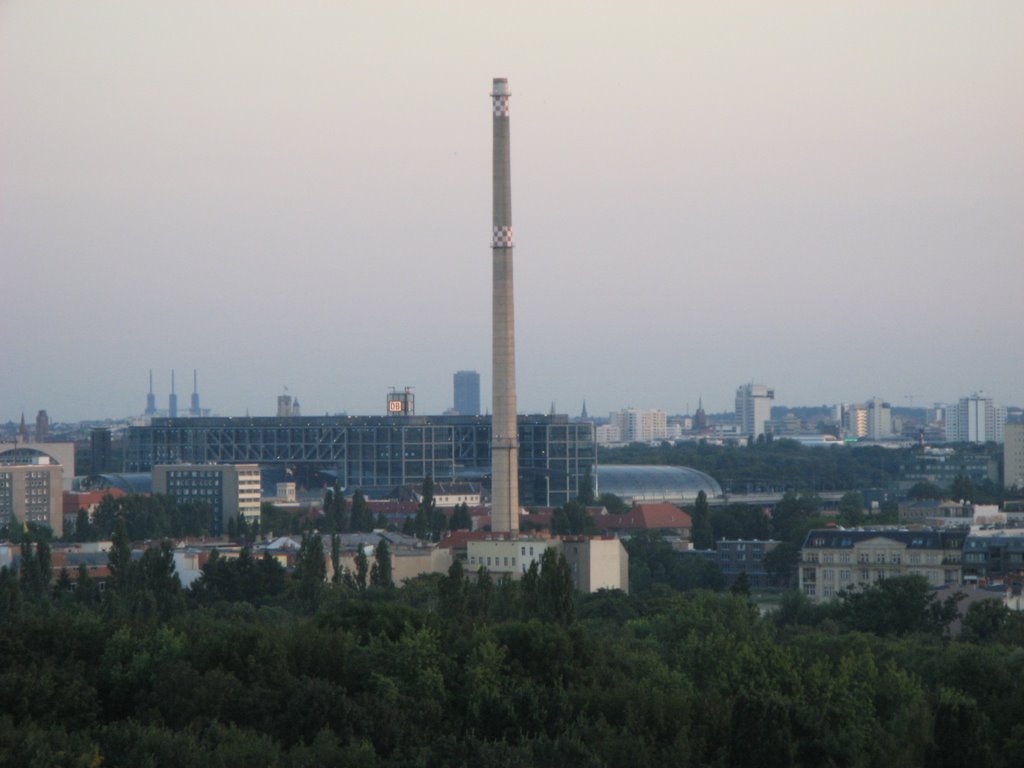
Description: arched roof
82,473,153,495
596,465,723,505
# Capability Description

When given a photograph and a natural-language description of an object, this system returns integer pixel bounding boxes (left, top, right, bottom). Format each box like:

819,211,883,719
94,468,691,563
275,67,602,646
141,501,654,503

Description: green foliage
626,532,724,594
597,492,628,514
371,540,393,589
837,575,962,637
838,490,866,526
551,501,596,535
691,490,714,550
91,493,213,540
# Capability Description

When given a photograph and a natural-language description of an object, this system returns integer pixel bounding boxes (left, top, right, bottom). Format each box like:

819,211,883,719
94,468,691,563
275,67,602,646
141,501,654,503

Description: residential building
866,398,892,440
0,457,64,537
692,539,781,588
152,463,261,535
1005,424,1024,491
609,408,668,443
593,502,692,541
735,383,774,439
945,394,1007,443
962,529,1024,582
798,528,964,602
453,370,481,416
595,423,622,446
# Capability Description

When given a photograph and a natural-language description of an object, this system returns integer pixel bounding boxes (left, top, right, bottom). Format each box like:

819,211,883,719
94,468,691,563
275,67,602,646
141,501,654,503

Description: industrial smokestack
145,369,156,416
490,77,519,533
191,369,201,415
169,370,178,418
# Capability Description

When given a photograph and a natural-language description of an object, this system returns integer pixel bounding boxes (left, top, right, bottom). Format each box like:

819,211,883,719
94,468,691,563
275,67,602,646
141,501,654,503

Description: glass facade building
126,414,595,507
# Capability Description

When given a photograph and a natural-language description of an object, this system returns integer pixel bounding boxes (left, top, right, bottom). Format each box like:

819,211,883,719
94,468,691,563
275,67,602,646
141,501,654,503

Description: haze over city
3,1,1022,422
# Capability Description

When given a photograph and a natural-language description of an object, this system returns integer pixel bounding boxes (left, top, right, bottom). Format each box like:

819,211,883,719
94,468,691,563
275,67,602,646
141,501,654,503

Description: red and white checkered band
492,225,514,248
492,95,510,117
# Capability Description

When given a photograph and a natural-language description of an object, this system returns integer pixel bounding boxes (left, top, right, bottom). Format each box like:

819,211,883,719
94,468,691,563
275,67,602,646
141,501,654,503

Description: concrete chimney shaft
490,77,519,533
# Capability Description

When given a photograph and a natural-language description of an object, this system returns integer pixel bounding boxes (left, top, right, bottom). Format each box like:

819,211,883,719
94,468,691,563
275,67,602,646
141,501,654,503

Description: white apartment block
609,409,668,443
735,383,774,438
945,394,1006,443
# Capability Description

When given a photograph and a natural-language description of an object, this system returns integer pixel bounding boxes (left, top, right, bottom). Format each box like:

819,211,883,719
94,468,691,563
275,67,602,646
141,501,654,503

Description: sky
2,1,1022,423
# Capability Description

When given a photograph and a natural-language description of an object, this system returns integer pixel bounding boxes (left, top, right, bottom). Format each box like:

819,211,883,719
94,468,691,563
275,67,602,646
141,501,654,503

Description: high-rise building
735,383,774,439
90,428,114,475
866,398,892,440
945,394,1006,443
1004,423,1024,490
453,371,481,416
490,77,519,533
277,394,300,417
34,410,49,442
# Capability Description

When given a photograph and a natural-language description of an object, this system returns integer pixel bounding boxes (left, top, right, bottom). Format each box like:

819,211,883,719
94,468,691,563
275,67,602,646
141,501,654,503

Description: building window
803,584,816,596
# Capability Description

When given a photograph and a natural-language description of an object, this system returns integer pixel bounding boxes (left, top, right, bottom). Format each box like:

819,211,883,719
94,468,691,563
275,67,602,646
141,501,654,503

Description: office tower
34,410,49,442
90,428,113,474
453,370,481,416
490,77,519,533
866,397,892,440
735,383,774,439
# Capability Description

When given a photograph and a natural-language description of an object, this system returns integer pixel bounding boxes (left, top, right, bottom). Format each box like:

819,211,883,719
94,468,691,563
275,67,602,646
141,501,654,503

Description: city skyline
3,2,1022,422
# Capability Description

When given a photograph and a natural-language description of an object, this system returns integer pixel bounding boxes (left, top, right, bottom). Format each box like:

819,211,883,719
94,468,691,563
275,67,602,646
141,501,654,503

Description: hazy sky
2,1,1022,423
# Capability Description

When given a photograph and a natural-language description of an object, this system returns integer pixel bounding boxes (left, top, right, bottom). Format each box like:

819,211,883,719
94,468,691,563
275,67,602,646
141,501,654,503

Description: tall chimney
490,77,519,533
169,370,178,418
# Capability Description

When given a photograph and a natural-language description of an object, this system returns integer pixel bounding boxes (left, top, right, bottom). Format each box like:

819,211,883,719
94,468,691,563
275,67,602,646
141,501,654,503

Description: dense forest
3,526,1024,766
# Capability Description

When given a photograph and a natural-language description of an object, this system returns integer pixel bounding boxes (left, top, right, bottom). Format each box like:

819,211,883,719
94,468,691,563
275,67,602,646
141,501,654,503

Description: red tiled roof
595,503,692,532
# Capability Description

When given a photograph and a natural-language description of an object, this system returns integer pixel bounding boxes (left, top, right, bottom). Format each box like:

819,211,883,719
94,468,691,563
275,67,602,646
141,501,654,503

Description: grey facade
125,414,594,508
692,539,781,588
453,370,481,416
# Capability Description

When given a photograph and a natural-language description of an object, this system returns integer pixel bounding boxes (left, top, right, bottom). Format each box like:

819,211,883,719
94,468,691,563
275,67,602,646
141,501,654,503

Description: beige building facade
0,458,64,537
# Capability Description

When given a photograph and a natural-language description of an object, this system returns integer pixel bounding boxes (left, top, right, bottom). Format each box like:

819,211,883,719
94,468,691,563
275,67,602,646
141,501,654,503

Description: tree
294,532,326,611
691,490,714,550
730,570,751,597
354,546,368,590
960,598,1010,643
838,575,961,636
450,503,472,531
371,540,393,588
350,490,371,533
597,492,628,515
838,491,866,527
330,533,342,585
536,548,575,625
907,481,943,500
577,466,595,505
74,509,95,542
551,501,595,535
949,474,975,503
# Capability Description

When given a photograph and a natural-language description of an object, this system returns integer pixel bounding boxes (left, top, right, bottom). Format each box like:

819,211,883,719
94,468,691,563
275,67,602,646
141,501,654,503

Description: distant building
462,533,629,593
34,410,49,442
90,428,114,475
609,408,668,443
945,394,1006,443
691,539,781,588
900,447,999,488
693,398,708,431
152,463,261,534
595,423,622,446
0,457,64,537
1004,424,1024,490
277,394,300,417
866,398,892,440
962,529,1024,582
735,383,774,439
594,502,693,541
798,528,964,602
453,371,481,416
